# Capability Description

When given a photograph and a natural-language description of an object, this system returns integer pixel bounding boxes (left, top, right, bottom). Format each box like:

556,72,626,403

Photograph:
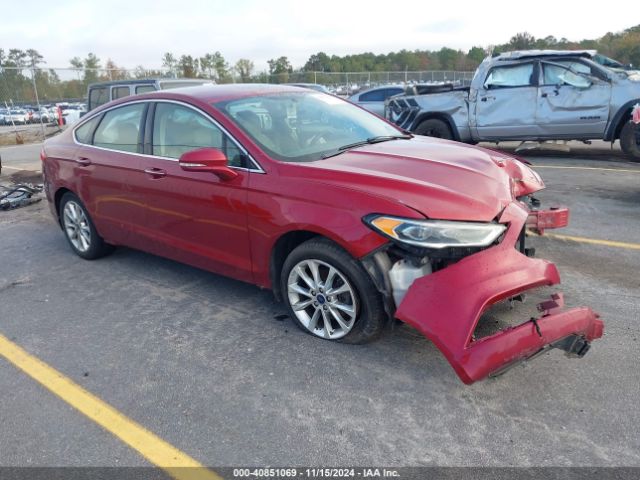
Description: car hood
299,136,544,222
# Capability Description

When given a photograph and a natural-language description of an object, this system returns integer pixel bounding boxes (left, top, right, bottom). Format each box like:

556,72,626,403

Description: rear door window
93,103,146,153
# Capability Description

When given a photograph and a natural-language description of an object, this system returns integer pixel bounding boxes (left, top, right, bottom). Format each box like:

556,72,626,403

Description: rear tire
281,238,387,344
59,192,114,260
415,118,453,140
620,122,640,161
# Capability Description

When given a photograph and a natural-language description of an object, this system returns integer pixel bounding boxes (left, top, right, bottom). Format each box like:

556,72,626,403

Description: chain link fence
270,70,475,88
0,66,473,145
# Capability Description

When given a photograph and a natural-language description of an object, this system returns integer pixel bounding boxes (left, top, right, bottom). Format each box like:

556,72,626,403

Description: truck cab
386,50,640,158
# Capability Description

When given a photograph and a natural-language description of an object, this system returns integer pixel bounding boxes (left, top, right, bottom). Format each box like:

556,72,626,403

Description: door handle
144,168,167,178
541,92,548,98
480,96,495,102
75,157,92,166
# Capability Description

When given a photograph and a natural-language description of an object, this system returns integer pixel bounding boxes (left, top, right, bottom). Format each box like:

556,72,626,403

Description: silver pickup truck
385,50,640,159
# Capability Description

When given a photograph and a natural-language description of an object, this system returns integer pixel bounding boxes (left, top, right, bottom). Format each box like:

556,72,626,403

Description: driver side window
152,103,244,167
542,63,591,88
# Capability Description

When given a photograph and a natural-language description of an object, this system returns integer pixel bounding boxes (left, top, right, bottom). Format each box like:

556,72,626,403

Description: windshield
593,53,630,70
215,92,402,162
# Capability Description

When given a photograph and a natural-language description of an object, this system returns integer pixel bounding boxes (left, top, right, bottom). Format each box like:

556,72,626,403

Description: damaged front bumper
394,201,604,384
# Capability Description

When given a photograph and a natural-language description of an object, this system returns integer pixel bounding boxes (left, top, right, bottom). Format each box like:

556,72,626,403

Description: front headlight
364,215,506,249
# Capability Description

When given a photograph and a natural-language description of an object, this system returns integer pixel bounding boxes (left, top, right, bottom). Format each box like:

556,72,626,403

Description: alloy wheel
63,201,92,253
287,259,358,340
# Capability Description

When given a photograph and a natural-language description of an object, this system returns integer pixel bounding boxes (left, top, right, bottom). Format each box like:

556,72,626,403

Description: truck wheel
415,119,453,140
620,122,640,161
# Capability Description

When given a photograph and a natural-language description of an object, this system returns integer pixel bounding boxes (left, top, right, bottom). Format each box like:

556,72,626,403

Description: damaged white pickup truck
385,50,640,159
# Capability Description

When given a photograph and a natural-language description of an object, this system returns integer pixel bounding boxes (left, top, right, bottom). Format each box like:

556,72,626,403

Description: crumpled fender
395,201,604,384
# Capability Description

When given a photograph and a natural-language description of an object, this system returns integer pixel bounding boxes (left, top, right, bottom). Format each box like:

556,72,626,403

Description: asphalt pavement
0,140,639,472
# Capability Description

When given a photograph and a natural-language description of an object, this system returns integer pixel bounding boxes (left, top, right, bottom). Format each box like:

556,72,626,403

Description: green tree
104,58,128,80
437,47,458,70
25,49,44,68
234,58,254,82
199,53,214,79
267,56,292,82
467,46,486,65
8,49,27,68
162,52,177,76
210,52,231,83
303,52,331,72
268,56,292,75
69,56,83,69
178,55,198,78
509,32,536,50
83,53,101,83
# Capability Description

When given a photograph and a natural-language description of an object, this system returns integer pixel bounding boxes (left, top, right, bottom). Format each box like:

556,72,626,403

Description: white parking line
1,165,41,172
0,143,43,151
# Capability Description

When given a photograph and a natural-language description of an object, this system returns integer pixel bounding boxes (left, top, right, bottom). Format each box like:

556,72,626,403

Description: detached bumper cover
526,207,569,234
395,202,603,384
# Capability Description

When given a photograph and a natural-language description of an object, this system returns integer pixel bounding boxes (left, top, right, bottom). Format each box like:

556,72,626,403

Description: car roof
87,78,208,88
131,83,312,103
494,50,597,61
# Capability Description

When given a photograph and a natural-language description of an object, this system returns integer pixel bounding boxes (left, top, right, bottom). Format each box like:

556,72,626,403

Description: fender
605,99,640,141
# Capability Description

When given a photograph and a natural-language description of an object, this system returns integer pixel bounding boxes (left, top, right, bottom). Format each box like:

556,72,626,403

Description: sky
1,0,635,71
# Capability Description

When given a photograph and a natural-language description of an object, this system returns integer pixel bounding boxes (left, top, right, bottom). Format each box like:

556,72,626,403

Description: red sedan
41,84,603,384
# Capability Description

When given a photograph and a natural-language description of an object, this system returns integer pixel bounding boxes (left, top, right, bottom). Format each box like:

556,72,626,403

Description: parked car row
0,108,30,125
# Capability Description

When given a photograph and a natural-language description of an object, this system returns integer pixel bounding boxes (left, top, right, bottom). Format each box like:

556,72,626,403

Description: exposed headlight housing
364,215,506,249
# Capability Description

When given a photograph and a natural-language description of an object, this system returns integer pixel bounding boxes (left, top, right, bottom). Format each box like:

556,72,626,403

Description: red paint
42,86,603,383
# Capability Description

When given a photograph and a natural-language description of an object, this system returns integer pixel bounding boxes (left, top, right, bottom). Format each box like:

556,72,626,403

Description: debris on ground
0,184,44,211
515,141,572,153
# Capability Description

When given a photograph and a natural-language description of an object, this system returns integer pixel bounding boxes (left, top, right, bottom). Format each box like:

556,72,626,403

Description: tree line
1,24,638,103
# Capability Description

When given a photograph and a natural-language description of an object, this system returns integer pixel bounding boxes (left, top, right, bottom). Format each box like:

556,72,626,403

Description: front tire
620,122,640,161
281,238,387,344
414,118,453,140
59,192,114,260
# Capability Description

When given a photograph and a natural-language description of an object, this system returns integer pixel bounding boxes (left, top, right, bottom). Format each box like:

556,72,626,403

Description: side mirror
178,148,238,181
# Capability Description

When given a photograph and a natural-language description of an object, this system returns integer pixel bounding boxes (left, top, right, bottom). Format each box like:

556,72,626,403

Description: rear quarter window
359,89,387,102
484,63,535,88
74,115,102,144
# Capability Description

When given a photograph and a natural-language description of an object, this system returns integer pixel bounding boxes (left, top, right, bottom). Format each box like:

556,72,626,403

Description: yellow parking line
531,232,640,250
533,165,640,173
0,333,221,480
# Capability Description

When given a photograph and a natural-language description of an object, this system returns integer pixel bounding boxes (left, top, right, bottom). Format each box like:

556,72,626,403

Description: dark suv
87,79,213,111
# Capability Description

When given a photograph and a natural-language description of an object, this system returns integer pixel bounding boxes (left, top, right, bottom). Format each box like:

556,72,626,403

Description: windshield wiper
321,134,412,159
